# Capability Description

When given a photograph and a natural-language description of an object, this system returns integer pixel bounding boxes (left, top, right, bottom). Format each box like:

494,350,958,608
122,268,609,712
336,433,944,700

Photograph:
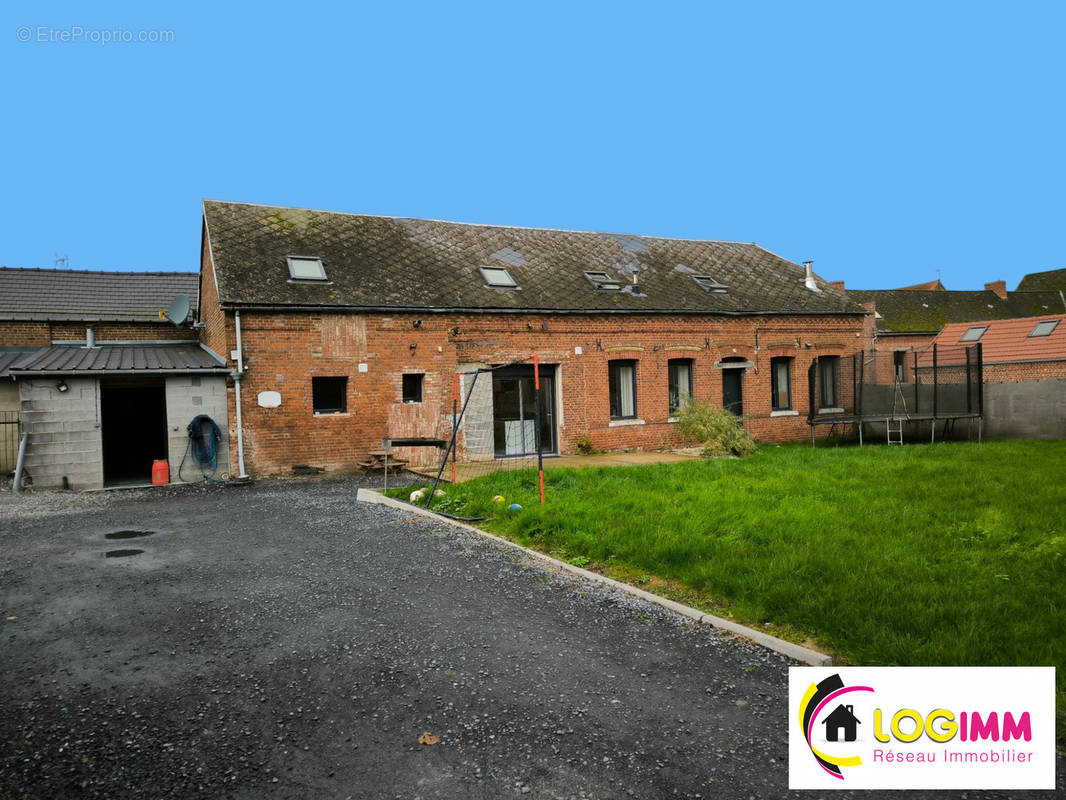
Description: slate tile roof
10,344,228,375
1016,267,1066,292
202,201,867,317
848,288,1064,333
930,314,1066,365
0,268,198,322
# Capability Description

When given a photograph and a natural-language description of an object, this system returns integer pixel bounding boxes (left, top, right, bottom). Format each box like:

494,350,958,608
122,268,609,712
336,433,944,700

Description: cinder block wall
984,379,1066,439
18,378,103,489
165,376,230,482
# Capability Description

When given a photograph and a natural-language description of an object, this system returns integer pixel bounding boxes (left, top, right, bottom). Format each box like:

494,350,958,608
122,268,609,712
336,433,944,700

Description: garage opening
101,379,168,486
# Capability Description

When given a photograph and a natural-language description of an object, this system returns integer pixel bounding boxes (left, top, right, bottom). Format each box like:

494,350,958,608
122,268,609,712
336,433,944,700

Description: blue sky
2,2,1063,290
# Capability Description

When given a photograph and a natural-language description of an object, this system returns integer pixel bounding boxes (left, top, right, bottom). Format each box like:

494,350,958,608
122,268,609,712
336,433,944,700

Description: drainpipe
233,310,248,479
12,432,28,494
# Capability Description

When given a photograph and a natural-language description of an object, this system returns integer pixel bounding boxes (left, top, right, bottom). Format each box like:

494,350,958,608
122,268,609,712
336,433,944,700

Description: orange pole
532,354,545,504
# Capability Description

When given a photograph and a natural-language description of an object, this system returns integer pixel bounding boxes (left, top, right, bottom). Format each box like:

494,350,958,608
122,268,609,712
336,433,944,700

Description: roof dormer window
692,275,728,293
479,266,518,288
584,271,622,290
287,256,327,281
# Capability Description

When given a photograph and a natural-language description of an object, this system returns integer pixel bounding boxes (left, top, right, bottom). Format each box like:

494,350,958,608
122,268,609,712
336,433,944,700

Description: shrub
573,435,597,455
676,398,757,457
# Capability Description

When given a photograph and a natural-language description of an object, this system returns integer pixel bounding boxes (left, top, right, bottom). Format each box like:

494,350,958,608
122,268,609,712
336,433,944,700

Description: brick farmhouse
199,201,869,478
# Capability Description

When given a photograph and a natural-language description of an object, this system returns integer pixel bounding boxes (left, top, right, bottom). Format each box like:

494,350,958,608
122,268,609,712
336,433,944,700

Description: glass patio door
492,367,556,458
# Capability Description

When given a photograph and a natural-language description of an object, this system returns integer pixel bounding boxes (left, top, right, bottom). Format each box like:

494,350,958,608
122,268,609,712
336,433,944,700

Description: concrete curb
357,488,833,667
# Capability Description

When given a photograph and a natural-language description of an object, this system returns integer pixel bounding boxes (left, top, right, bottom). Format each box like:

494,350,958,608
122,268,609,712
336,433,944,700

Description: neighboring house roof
9,344,228,375
0,268,199,322
930,315,1066,365
848,289,1064,333
202,200,866,317
1016,267,1066,292
0,348,40,378
897,279,945,291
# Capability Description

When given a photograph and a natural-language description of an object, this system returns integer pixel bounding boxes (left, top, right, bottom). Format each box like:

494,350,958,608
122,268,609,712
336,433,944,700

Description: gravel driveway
0,477,1060,799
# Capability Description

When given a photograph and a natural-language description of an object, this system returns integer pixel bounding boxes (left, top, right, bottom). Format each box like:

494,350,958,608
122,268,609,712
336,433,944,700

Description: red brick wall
983,360,1066,382
0,321,50,347
0,320,194,346
219,309,865,476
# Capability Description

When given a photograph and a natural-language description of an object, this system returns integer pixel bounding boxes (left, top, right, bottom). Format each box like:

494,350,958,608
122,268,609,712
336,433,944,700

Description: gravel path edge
356,487,834,667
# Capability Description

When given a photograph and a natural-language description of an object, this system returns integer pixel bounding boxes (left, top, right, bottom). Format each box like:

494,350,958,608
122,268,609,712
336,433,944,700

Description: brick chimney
984,280,1007,299
828,280,846,293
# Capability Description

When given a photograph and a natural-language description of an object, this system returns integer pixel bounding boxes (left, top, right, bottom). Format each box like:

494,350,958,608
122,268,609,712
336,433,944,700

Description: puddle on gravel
105,530,156,540
104,549,145,558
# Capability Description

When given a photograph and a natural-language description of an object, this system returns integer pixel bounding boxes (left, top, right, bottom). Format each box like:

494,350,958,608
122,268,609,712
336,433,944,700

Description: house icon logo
797,673,875,781
822,703,861,742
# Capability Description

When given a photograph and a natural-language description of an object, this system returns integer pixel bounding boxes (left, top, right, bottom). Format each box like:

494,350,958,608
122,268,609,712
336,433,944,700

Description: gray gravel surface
0,477,1061,799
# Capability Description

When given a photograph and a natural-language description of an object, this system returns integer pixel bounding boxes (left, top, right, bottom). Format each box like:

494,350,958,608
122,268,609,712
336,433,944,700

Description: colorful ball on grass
492,495,505,504
508,503,523,512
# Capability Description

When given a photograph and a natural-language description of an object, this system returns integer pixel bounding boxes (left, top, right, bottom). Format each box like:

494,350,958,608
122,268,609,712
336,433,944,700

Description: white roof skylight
1029,319,1060,337
584,271,622,290
479,266,518,288
692,275,729,293
959,326,988,342
287,256,327,281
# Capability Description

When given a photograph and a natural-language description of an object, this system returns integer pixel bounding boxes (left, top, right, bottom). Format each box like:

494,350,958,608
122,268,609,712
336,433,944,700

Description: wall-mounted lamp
527,322,534,331
652,344,662,352
541,322,548,332
56,381,69,393
596,339,603,351
409,343,418,351
412,319,422,329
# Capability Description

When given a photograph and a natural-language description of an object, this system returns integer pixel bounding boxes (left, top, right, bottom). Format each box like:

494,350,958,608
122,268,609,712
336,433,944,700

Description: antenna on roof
54,253,68,268
165,294,191,326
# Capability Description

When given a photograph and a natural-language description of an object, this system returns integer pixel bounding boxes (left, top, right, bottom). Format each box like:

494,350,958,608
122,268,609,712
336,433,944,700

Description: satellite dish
165,295,191,326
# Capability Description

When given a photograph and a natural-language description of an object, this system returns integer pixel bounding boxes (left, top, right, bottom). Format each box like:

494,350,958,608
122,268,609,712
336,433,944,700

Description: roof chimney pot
803,261,820,292
984,280,1007,300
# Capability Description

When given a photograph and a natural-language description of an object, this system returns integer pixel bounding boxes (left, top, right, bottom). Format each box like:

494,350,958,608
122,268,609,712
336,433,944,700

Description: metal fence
0,410,19,474
807,343,983,420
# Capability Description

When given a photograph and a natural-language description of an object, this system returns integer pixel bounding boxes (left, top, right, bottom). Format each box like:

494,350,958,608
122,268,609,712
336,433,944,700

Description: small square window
402,373,424,403
312,376,347,414
479,266,517,288
1029,320,1060,337
584,271,622,290
287,256,327,281
960,326,988,342
692,275,729,293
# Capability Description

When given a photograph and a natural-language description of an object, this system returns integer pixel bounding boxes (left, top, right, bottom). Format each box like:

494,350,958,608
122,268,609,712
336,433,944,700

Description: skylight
287,256,327,281
584,270,622,290
1029,320,1060,337
479,266,517,288
692,275,729,294
959,326,988,342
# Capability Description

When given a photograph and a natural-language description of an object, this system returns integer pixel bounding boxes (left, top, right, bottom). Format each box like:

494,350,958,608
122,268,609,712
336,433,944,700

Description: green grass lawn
391,440,1066,743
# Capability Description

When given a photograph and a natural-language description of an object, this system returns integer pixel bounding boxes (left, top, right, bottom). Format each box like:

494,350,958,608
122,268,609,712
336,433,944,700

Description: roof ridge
202,198,764,249
0,267,196,276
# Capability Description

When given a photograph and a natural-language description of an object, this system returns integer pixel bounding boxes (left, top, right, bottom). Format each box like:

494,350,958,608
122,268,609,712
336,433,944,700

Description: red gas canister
152,460,170,486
